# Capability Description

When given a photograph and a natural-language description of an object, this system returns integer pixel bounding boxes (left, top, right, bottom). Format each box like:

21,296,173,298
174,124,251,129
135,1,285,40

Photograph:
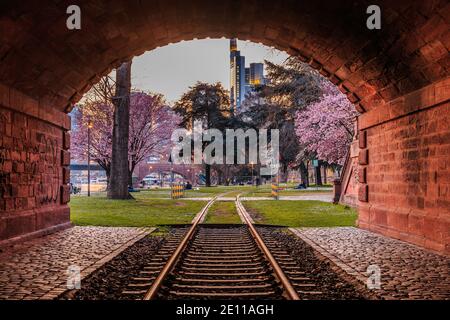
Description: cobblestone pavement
0,226,152,300
290,227,450,300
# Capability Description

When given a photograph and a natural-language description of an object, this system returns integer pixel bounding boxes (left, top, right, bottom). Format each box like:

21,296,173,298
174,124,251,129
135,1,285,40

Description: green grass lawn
70,194,207,227
69,186,349,228
243,200,357,227
134,189,171,198
204,201,242,224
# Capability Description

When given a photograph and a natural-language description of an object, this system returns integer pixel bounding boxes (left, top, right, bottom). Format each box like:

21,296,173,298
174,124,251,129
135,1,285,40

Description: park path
239,194,333,202
182,192,333,202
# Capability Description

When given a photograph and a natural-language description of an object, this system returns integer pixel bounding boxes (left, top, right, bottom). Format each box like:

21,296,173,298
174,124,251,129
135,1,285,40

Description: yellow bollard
172,184,183,199
172,183,180,200
271,183,279,200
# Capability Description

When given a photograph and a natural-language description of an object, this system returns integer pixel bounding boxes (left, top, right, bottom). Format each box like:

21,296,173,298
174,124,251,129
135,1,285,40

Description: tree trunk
257,164,262,186
128,168,133,188
223,166,230,186
128,161,136,188
280,164,289,183
128,171,133,188
315,161,323,186
218,170,223,185
108,61,132,199
105,169,111,191
323,164,327,184
305,161,310,187
299,161,308,186
205,163,211,187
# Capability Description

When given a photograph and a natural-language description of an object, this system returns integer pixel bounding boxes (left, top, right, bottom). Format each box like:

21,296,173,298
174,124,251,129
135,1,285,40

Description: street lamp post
87,120,93,197
250,162,254,186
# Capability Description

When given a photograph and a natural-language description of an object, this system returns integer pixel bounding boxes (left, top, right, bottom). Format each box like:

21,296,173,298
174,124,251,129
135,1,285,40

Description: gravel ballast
257,227,375,300
58,227,374,300
59,235,165,300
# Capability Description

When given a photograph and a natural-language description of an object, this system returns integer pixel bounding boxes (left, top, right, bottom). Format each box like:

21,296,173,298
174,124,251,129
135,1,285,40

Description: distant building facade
244,67,251,97
249,63,265,86
230,39,246,112
229,39,266,112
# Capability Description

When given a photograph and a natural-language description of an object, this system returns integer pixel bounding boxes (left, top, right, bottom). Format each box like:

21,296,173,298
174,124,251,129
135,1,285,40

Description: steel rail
235,195,300,300
142,195,219,300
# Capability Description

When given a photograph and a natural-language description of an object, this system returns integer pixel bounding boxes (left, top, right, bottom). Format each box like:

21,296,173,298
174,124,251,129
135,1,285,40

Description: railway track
124,194,321,300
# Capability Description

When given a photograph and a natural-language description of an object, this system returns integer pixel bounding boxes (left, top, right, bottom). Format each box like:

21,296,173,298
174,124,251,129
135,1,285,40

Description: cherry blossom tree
71,101,113,179
241,58,357,183
240,59,324,182
71,90,179,187
295,82,358,166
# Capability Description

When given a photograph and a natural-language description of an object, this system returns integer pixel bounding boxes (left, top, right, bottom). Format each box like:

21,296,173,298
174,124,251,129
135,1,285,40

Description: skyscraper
249,63,265,86
244,67,251,98
229,39,245,112
229,39,266,112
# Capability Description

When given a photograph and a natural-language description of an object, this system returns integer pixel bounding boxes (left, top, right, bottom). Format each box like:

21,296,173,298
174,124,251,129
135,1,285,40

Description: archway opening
0,1,448,254
67,38,359,236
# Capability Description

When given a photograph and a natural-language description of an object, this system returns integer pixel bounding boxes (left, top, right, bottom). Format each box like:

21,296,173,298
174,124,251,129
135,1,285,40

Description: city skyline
131,38,288,103
230,38,267,112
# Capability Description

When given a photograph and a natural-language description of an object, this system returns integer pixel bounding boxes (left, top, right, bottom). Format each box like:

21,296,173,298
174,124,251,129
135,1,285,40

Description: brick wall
0,84,71,242
357,79,450,254
0,0,448,251
340,140,360,207
1,1,448,114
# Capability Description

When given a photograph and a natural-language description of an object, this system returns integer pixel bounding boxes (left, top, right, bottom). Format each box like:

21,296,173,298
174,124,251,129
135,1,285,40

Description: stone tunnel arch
0,0,448,253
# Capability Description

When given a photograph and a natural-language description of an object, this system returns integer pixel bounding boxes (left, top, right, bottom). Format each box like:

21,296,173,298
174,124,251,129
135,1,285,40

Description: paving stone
291,227,449,300
0,226,151,300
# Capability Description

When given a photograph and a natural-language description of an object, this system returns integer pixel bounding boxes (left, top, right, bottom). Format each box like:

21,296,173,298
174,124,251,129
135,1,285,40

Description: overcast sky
131,38,288,103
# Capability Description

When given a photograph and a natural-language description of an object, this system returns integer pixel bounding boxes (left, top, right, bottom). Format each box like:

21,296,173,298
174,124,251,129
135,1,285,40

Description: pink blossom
71,91,180,174
295,82,358,165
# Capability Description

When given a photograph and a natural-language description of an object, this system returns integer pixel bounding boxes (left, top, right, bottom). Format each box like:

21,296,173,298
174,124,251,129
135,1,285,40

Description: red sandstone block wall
357,80,450,255
0,84,71,242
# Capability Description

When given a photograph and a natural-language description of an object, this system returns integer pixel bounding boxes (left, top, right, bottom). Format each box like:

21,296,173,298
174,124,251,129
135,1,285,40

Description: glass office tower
230,39,246,112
